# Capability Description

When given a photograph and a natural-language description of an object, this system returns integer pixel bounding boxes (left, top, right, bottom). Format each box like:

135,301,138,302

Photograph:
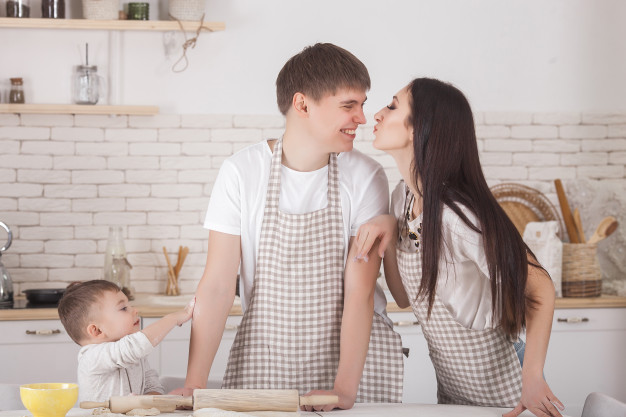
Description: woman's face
373,85,413,153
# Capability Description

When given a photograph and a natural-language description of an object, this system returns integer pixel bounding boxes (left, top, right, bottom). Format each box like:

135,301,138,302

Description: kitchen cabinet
544,307,626,417
0,319,79,384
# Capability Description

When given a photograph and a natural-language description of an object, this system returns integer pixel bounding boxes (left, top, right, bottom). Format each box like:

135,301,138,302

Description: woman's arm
504,260,564,417
169,230,241,395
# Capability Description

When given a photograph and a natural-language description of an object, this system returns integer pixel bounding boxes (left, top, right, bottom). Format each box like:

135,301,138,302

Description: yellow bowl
20,383,78,417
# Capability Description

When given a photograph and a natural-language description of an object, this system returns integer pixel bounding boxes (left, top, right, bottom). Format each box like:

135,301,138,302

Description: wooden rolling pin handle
153,395,193,408
80,401,108,409
299,395,339,406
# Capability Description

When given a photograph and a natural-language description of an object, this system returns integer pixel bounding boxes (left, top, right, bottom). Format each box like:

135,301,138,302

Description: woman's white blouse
391,182,498,330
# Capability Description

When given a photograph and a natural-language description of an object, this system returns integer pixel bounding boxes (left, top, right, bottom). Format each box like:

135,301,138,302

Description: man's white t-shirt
205,140,391,319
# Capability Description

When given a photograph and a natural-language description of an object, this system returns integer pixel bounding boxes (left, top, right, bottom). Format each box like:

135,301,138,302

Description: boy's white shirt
77,331,164,402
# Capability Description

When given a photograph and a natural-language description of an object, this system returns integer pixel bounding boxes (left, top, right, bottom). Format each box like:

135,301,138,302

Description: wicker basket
82,0,119,20
561,243,602,297
168,0,205,20
490,183,564,239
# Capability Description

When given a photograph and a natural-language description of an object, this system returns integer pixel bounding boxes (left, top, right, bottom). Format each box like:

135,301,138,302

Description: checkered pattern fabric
223,139,403,402
395,205,522,407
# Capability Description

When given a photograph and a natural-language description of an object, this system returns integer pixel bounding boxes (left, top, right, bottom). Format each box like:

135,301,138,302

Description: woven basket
562,243,602,297
490,183,564,239
82,0,119,19
169,0,205,20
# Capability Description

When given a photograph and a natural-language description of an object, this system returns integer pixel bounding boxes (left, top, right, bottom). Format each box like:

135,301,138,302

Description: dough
125,408,161,416
92,409,125,417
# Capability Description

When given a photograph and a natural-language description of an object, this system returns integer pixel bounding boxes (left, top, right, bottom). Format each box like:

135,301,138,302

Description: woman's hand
355,214,397,262
502,375,564,417
301,389,356,412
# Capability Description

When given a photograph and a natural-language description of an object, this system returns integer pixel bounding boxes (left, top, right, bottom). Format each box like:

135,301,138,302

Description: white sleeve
80,332,154,374
142,360,165,394
204,159,241,235
447,211,491,280
350,164,390,236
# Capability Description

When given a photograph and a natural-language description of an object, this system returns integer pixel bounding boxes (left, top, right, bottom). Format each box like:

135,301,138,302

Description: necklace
405,194,422,248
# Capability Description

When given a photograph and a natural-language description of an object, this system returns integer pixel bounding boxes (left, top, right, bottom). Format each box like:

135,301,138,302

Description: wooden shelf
0,17,225,32
0,103,158,115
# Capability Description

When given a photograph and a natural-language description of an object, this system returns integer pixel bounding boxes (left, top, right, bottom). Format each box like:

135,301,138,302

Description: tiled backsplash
1,112,625,295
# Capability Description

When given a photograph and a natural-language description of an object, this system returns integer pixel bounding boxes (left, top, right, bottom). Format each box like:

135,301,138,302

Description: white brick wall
1,112,624,295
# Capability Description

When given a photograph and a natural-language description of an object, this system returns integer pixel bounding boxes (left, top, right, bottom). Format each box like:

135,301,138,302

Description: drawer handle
25,329,61,335
393,320,419,327
557,317,589,323
224,324,239,331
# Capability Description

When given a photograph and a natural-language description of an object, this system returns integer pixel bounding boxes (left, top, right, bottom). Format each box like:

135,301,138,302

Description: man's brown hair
276,43,370,115
58,280,120,344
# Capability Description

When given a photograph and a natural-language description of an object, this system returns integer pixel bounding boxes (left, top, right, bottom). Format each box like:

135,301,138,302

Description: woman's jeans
514,338,526,367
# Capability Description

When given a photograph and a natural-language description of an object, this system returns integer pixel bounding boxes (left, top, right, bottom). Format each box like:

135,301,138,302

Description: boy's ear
86,323,102,339
292,92,308,117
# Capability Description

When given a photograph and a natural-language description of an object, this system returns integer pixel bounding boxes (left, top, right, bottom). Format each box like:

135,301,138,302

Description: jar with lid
72,65,104,105
9,78,25,104
6,0,30,17
41,0,64,18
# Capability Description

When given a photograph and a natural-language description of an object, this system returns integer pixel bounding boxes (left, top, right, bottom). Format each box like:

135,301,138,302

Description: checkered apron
223,139,403,402
395,194,522,407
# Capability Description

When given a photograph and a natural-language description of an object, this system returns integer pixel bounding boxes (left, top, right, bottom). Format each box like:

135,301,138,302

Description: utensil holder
561,243,602,297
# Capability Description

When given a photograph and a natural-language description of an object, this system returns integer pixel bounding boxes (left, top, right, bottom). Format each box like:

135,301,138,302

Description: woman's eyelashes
386,103,396,110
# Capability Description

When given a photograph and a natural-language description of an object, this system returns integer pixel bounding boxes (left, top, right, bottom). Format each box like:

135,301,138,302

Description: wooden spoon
587,216,619,245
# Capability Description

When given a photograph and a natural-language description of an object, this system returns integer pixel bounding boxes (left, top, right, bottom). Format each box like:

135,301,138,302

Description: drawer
1,319,73,344
552,308,626,332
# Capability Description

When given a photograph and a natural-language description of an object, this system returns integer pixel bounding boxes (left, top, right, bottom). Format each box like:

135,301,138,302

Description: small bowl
20,383,78,417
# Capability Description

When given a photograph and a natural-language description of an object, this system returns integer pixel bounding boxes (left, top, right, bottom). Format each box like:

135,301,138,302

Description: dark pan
23,288,66,305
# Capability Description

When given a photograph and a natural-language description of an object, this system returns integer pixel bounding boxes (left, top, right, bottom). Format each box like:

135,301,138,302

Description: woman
355,78,564,417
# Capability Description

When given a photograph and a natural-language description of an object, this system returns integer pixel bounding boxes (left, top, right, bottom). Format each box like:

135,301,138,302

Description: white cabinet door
144,315,241,387
0,320,79,384
544,307,626,417
388,311,437,404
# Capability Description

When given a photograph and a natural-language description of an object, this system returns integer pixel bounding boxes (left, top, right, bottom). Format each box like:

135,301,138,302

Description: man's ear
292,92,308,117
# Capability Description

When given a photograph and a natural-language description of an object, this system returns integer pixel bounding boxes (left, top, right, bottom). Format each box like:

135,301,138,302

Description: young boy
58,280,195,402
175,43,404,411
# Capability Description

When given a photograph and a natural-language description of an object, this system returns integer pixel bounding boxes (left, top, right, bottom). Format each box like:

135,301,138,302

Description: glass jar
72,65,103,105
103,226,134,300
127,2,149,20
6,0,30,17
41,0,64,18
9,78,25,104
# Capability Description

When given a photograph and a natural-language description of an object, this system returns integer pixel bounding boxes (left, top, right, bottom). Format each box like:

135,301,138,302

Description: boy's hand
175,297,196,326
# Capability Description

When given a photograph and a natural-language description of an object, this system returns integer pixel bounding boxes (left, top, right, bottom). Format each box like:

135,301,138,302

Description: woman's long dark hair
408,78,536,338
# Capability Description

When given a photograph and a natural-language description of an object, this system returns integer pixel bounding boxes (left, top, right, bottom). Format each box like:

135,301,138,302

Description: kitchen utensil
81,389,339,413
0,221,14,308
554,179,580,243
490,183,564,239
162,246,178,295
23,288,65,305
587,216,619,245
573,208,586,243
20,383,78,417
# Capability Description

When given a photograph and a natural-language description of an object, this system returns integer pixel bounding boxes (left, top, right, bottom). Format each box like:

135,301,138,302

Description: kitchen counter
0,404,557,417
1,293,625,321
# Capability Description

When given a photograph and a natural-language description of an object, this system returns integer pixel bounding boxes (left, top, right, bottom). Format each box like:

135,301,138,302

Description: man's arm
170,230,241,395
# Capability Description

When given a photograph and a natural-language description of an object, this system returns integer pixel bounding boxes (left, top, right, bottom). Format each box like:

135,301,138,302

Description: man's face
306,88,367,154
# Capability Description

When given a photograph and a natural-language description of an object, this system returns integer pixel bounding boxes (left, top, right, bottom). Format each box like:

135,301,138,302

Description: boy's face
306,88,367,154
91,290,140,343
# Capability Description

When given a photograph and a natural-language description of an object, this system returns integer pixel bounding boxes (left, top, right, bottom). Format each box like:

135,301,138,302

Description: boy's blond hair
58,280,120,344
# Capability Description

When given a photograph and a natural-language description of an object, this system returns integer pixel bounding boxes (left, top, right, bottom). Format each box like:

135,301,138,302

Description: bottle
6,0,30,17
72,65,102,105
103,226,134,300
0,221,14,308
41,0,65,18
9,78,25,104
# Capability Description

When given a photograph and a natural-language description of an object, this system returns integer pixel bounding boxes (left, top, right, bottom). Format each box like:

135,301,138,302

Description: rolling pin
81,389,339,413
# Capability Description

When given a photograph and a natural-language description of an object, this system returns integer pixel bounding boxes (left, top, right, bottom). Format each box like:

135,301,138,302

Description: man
177,43,403,411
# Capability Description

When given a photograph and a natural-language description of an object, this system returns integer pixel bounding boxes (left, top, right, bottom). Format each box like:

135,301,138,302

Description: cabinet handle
25,329,61,335
393,320,419,327
557,317,589,323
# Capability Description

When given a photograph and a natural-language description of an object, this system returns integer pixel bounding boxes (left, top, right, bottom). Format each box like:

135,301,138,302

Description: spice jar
127,2,148,20
41,0,64,18
9,78,25,104
6,0,30,17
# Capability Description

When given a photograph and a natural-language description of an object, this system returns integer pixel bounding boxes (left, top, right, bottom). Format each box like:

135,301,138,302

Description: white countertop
0,404,564,417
